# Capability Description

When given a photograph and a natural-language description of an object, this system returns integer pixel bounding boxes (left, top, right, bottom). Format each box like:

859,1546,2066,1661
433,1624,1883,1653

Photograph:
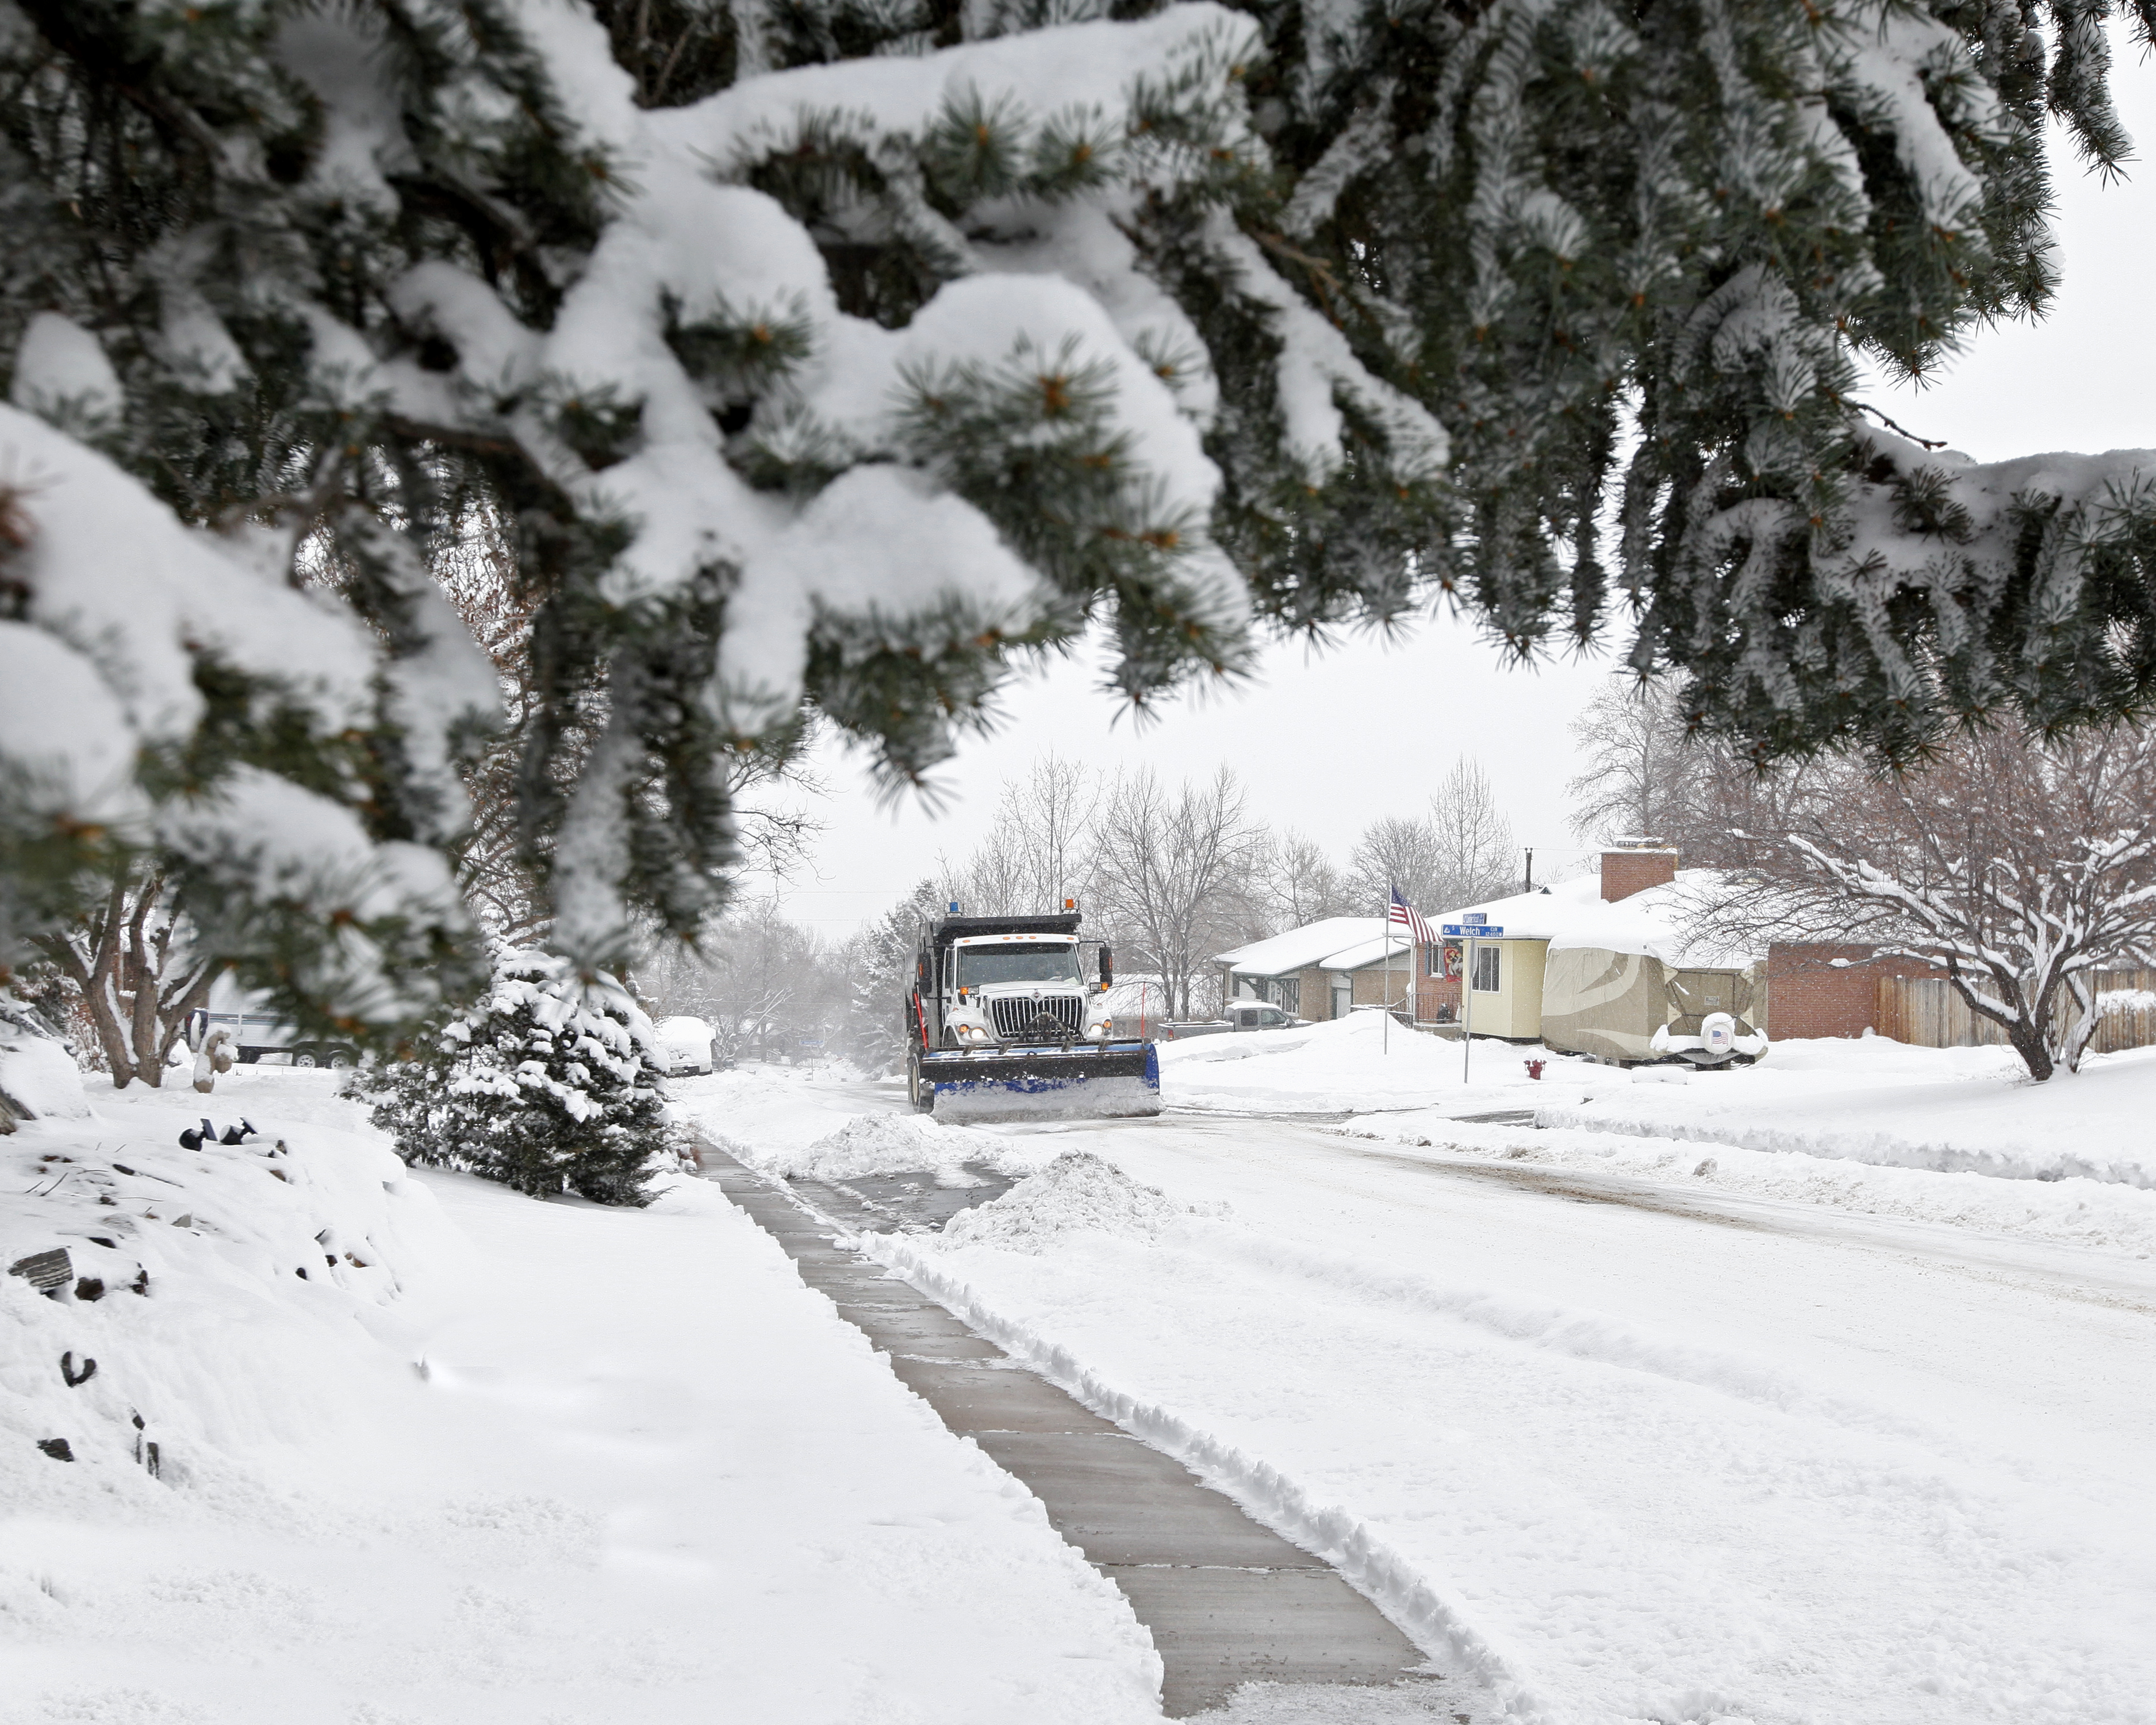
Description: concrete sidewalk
701,1147,1489,1721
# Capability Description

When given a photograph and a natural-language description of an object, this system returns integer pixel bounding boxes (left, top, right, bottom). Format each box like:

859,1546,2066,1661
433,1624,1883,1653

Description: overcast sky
769,60,2156,940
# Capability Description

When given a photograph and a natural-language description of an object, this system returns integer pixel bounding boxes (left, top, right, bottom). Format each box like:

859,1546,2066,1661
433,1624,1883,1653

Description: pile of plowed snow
743,1111,1061,1185
941,1152,1209,1253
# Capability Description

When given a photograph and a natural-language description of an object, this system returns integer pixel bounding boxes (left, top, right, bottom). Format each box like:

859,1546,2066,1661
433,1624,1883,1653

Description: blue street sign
1440,925,1504,937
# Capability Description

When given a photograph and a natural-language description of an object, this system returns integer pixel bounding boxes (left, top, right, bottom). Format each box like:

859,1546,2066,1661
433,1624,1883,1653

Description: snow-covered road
704,1072,2156,1724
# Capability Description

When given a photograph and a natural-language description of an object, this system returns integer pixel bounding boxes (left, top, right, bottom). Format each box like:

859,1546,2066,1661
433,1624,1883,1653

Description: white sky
773,60,2156,939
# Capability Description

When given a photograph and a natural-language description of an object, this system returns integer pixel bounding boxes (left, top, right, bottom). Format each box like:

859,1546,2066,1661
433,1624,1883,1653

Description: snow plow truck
906,907,1161,1121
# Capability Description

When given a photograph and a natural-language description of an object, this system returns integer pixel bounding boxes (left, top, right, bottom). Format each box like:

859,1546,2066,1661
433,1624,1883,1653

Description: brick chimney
1601,841,1678,902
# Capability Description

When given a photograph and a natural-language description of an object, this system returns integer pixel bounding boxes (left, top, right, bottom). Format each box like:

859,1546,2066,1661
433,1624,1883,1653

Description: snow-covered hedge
363,954,671,1205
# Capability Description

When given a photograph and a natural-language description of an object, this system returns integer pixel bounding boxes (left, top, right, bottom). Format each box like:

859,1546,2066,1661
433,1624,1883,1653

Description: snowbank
1,1067,1169,1723
1,1071,457,1530
1540,1037,2156,1186
1158,1009,1585,1115
941,1152,1207,1252
1328,1113,2156,1261
788,1111,1029,1182
673,1067,1076,1186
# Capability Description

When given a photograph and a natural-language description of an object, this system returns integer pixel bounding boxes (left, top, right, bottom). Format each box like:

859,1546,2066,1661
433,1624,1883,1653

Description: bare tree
1092,766,1267,1017
1348,758,1516,914
1566,677,1828,869
943,753,1105,916
1428,758,1517,905
1261,830,1356,928
1348,815,1448,916
30,867,217,1088
1700,723,2156,1081
640,898,849,1063
1567,679,1691,845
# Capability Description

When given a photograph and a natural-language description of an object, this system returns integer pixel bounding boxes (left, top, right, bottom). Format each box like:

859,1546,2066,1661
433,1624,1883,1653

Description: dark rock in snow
7,1247,72,1292
36,1438,73,1462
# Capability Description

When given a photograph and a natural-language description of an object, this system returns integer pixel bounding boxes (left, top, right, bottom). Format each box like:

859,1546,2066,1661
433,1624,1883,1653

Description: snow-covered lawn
1160,1010,2156,1191
1,1067,1160,1724
1156,1011,1582,1116
682,1068,2156,1725
1539,1036,2156,1186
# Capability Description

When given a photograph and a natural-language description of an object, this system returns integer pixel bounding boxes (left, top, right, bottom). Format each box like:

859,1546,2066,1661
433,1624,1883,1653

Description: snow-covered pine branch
6,0,2156,1046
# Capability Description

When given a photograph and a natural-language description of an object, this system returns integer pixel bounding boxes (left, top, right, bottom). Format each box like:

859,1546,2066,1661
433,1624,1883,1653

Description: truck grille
990,995,1085,1041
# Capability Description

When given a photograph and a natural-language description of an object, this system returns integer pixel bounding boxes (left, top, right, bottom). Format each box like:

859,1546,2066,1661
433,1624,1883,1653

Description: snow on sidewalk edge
858,1231,1544,1724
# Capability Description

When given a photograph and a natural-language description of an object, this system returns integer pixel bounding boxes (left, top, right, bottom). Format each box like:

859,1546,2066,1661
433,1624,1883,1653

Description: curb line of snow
860,1232,1545,1724
1532,1103,2156,1189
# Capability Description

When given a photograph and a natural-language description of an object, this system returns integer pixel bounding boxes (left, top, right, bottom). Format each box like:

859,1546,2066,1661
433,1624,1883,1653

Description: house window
1472,945,1501,993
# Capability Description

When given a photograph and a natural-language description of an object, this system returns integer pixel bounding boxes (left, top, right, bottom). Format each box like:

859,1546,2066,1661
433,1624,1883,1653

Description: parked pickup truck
1160,1002,1309,1040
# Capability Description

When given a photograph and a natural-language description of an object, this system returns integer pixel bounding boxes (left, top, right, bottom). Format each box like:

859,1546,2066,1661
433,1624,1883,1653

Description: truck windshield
956,943,1082,987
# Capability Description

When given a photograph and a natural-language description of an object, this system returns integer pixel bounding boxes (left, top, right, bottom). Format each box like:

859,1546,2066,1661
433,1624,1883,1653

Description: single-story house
1420,845,1766,1052
1214,917,1420,1021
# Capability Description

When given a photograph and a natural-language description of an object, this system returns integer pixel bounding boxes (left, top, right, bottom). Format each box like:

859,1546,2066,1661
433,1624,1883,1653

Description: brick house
1762,944,1943,1041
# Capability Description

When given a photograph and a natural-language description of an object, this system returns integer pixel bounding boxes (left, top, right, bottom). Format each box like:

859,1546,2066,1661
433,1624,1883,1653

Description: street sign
1440,924,1503,938
1463,913,1487,925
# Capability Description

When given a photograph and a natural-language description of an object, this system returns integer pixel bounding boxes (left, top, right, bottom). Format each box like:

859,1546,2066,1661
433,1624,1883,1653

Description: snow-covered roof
1426,875,1608,942
1427,871,1764,968
1214,917,1386,976
1317,934,1420,971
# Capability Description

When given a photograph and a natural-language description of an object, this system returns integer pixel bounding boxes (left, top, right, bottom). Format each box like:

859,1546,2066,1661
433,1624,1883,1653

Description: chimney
1601,838,1678,903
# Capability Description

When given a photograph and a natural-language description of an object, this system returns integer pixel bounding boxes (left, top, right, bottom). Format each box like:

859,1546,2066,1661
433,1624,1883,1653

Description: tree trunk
1946,966,2053,1081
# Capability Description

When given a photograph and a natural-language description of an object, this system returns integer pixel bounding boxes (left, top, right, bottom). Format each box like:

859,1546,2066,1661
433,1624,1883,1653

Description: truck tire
292,1047,319,1069
328,1047,356,1070
907,1053,933,1114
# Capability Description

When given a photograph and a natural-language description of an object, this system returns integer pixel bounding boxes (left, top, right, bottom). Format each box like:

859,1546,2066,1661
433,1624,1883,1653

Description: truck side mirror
1099,946,1113,990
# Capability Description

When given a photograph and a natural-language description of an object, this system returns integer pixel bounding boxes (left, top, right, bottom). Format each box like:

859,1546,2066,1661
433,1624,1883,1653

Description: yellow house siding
1460,938,1549,1039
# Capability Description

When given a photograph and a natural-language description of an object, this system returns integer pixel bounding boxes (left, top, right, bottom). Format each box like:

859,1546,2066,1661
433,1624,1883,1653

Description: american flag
1388,888,1434,948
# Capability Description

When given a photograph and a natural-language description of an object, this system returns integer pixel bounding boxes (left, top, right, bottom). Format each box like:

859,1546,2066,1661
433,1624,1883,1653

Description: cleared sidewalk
701,1145,1488,1720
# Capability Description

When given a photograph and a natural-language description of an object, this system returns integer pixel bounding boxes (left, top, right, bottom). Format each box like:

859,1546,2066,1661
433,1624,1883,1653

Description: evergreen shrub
365,954,672,1205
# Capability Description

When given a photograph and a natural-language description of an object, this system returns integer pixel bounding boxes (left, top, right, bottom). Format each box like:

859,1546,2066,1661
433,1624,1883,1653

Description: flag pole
1382,890,1391,1056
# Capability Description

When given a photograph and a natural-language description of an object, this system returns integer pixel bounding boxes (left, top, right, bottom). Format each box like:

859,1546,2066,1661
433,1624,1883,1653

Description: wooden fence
1877,969,2156,1053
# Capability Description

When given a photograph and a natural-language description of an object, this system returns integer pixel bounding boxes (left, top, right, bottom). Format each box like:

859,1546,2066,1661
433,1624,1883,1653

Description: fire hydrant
1525,1059,1547,1080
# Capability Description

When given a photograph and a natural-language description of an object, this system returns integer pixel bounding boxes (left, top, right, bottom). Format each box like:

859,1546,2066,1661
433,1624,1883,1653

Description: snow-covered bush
364,954,670,1205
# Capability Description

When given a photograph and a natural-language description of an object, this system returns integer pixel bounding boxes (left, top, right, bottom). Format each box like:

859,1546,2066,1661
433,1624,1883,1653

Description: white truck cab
938,933,1118,1048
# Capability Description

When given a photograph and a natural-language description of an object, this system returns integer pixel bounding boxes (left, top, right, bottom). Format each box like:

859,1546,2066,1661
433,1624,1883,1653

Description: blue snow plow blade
920,1041,1161,1120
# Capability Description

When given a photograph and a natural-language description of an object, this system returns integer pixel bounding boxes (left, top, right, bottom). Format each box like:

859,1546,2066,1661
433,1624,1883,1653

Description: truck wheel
328,1047,356,1071
907,1054,933,1114
292,1048,319,1069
